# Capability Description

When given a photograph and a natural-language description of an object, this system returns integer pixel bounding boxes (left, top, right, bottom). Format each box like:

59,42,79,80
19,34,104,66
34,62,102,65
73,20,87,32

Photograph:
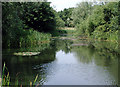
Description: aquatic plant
2,63,10,86
2,62,39,86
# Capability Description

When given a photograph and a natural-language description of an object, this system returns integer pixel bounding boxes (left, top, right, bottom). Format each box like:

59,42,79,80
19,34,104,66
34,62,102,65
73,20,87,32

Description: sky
48,0,83,11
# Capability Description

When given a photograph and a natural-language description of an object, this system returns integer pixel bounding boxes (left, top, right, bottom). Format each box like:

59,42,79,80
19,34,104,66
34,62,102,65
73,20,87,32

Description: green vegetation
3,1,119,48
2,2,64,48
2,1,120,86
50,27,75,36
72,2,120,42
2,63,10,86
58,8,74,27
2,63,40,86
2,46,56,86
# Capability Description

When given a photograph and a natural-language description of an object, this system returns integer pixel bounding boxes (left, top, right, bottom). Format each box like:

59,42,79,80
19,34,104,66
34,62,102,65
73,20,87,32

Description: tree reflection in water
2,38,119,85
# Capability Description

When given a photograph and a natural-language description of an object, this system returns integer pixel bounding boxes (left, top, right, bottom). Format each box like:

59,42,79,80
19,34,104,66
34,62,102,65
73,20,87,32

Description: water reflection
72,45,118,85
2,38,119,85
2,43,56,85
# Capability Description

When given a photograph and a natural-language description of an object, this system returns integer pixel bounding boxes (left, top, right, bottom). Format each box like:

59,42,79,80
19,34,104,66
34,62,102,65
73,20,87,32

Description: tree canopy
2,2,63,48
58,8,74,27
72,2,120,41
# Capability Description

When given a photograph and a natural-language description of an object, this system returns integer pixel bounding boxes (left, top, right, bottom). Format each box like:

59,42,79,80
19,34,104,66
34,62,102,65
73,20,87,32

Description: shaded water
2,37,119,85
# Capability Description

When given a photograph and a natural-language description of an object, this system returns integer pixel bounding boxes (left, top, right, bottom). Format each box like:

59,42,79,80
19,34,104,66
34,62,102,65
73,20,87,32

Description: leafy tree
58,8,74,27
2,2,25,47
72,2,119,41
72,2,92,25
54,11,65,27
2,2,62,48
21,2,56,32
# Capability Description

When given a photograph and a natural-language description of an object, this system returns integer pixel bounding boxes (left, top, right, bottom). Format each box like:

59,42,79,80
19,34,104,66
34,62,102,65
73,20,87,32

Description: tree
21,2,56,32
2,2,62,48
58,8,74,27
72,2,92,25
72,2,119,41
2,2,25,47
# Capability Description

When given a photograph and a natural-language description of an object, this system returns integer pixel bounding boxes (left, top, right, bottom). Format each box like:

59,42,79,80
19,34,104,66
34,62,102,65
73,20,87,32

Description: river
2,36,120,86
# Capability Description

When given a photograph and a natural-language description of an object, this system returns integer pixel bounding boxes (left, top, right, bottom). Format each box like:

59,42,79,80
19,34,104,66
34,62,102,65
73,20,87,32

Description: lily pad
13,52,40,56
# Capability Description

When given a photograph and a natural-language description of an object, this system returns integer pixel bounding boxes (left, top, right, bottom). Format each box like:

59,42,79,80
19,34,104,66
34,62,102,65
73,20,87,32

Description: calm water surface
2,37,119,85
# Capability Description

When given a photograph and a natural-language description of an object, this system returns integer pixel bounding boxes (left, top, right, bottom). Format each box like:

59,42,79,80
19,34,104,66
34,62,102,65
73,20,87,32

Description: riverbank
2,34,119,86
50,27,76,37
53,28,120,43
3,29,51,48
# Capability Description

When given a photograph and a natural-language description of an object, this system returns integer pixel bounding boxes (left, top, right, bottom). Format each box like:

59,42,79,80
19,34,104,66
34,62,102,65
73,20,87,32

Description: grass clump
19,29,51,48
2,63,10,86
2,63,39,86
3,28,51,48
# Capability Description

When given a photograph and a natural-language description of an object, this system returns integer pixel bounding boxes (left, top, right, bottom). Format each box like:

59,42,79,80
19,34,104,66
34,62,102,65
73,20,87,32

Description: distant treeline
58,2,120,41
72,2,120,41
2,1,120,48
2,2,64,48
58,8,74,27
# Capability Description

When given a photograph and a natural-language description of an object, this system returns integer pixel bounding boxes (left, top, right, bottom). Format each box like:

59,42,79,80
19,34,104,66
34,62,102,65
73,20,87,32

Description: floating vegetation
13,52,40,56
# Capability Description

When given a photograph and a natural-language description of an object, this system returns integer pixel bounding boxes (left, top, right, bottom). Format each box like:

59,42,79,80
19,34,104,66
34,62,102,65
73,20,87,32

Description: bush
2,2,54,48
72,2,119,41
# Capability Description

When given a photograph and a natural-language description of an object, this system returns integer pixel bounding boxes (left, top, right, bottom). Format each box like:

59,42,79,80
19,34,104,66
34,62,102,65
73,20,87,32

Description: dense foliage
72,2,120,41
2,1,120,48
58,8,74,27
21,2,56,32
2,2,63,48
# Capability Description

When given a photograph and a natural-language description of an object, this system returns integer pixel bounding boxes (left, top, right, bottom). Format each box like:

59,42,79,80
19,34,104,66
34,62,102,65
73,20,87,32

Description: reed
2,63,10,86
2,63,39,86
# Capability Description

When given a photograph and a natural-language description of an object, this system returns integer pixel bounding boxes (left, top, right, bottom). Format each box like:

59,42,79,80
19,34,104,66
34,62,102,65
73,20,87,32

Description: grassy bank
50,27,76,36
3,29,51,48
19,29,51,47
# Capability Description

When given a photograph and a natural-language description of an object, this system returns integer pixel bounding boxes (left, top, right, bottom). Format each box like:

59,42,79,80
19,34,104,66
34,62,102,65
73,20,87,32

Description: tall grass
2,63,10,86
3,28,51,48
19,29,51,47
2,63,39,86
